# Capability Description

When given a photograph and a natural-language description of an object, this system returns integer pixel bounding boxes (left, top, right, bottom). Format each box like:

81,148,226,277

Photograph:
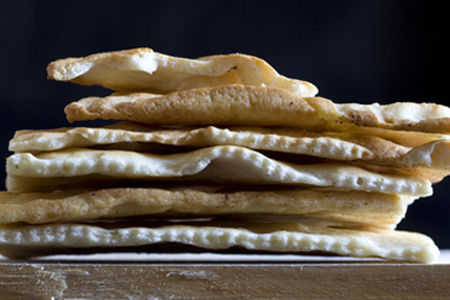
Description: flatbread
6,146,432,196
0,222,439,263
0,187,411,227
328,125,450,148
9,123,450,171
46,48,318,97
8,123,375,160
64,85,450,133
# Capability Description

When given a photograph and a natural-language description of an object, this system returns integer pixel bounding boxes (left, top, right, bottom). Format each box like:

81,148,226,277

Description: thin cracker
47,48,318,96
9,123,450,171
64,86,450,133
0,222,439,263
0,187,410,227
6,146,432,196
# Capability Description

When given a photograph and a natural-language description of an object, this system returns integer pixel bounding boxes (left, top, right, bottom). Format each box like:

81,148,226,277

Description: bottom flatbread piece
0,222,438,263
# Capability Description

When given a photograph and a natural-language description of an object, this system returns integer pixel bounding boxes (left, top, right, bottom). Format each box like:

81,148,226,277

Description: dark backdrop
1,0,449,247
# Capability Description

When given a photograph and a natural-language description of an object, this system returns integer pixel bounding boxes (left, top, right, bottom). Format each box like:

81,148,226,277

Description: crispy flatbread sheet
9,123,450,171
331,125,450,148
0,187,411,227
6,146,432,196
64,85,450,133
352,164,448,184
9,123,376,159
0,222,439,262
46,48,318,97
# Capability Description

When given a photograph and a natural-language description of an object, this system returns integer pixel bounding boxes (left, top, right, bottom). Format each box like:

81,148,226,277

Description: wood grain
1,260,449,300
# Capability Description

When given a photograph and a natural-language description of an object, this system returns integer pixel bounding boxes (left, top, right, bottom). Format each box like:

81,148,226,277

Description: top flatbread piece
64,85,450,133
47,48,318,97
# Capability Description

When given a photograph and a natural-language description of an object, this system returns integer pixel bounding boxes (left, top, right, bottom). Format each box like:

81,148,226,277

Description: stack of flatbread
1,48,449,262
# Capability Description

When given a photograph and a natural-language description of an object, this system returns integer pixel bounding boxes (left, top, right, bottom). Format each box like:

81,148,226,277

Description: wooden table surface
1,250,449,299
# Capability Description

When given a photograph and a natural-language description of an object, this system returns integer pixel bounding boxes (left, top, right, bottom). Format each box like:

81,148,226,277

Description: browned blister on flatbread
0,187,411,228
63,85,450,133
47,48,318,96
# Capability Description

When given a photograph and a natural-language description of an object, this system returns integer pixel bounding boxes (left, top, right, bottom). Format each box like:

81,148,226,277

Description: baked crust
0,222,439,263
47,48,318,97
0,187,410,227
8,123,450,172
64,85,450,133
6,146,432,196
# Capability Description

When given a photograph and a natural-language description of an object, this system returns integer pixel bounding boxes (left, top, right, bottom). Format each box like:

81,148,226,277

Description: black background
1,1,449,247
